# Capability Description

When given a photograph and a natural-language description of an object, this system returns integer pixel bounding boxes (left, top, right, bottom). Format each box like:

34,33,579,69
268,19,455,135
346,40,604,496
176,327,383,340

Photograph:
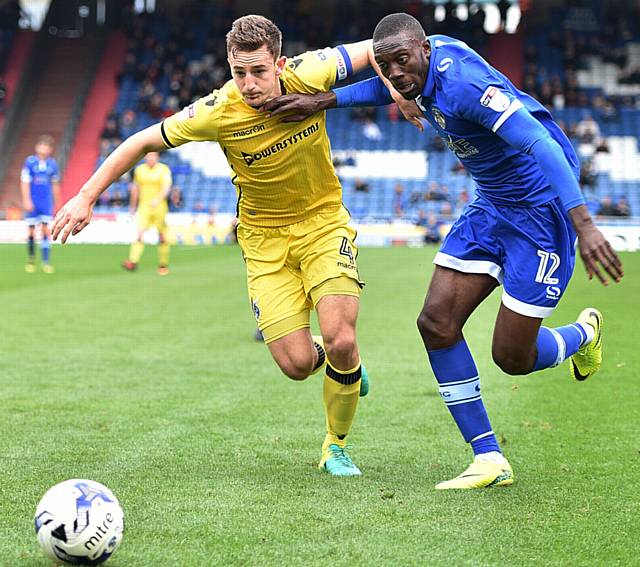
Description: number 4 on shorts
340,237,354,263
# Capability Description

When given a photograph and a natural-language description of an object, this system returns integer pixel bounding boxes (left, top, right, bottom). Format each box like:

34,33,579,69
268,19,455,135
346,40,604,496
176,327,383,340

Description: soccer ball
34,479,124,565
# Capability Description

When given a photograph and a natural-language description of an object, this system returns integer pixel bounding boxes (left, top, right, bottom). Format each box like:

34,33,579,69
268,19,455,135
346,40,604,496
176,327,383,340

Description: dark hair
373,13,426,43
36,135,54,147
226,15,282,59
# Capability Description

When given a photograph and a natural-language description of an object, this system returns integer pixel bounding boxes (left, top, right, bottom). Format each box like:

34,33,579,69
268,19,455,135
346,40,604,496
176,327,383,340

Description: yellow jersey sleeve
282,46,352,94
161,91,225,148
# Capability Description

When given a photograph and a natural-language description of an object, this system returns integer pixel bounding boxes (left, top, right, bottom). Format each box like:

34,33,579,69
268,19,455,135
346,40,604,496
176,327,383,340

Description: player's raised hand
577,224,624,285
51,193,95,244
262,92,336,122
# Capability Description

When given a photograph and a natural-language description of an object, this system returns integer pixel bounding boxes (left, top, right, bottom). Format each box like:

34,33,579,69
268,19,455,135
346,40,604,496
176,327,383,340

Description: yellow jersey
161,47,350,227
133,162,172,208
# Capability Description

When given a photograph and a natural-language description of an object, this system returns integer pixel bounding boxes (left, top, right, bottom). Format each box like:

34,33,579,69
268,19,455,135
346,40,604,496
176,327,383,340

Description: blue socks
41,236,51,264
428,340,501,456
533,324,590,371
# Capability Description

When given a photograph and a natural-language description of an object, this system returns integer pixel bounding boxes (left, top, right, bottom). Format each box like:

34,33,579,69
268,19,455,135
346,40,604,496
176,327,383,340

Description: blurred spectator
616,197,631,217
427,135,446,153
109,189,126,208
451,160,466,175
193,200,206,213
416,210,442,244
354,179,370,193
579,159,598,189
101,117,122,144
393,183,405,216
426,183,449,202
119,110,137,138
440,201,453,216
575,114,600,144
362,116,383,141
386,103,400,122
168,186,183,212
456,189,470,211
596,196,619,216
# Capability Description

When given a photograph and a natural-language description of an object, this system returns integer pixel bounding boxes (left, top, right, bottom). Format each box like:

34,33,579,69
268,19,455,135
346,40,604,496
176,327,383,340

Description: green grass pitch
1,243,638,566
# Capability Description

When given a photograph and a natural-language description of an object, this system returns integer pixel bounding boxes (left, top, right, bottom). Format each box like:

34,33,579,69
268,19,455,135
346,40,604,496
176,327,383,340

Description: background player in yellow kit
52,15,416,477
122,151,172,275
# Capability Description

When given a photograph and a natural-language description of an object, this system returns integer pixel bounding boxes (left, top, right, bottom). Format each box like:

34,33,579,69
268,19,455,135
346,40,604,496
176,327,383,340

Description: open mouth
396,82,415,92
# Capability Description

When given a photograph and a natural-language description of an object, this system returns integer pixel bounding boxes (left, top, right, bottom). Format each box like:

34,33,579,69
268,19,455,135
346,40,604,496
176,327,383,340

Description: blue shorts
434,196,576,318
25,205,52,226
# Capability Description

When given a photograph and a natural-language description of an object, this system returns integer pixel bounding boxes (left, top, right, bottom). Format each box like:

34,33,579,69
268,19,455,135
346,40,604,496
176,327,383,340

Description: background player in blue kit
20,135,60,274
264,13,624,489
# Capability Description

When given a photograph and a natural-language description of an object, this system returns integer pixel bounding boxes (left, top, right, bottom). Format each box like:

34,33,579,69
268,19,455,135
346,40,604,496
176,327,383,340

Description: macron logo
436,58,453,72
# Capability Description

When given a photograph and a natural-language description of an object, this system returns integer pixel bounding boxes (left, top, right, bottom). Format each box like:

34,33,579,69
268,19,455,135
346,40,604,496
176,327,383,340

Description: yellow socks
158,242,170,266
129,241,144,263
323,361,362,447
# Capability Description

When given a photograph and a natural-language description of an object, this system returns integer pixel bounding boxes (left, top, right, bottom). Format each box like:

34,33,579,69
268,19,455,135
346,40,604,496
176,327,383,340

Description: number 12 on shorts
535,250,560,284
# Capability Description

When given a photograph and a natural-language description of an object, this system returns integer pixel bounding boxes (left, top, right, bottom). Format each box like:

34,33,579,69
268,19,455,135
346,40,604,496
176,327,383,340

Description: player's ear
422,39,431,58
275,55,287,77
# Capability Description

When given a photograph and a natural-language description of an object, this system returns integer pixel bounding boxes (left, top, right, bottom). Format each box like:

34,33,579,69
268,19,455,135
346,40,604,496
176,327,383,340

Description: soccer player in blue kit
21,135,60,273
263,13,624,488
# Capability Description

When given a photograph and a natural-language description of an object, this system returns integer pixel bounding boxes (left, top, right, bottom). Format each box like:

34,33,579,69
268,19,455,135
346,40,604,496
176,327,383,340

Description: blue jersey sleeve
446,56,523,133
445,56,584,212
21,159,32,183
497,111,585,211
333,76,394,108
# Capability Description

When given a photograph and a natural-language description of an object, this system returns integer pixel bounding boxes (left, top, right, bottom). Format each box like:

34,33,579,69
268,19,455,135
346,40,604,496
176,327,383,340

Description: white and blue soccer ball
34,479,124,565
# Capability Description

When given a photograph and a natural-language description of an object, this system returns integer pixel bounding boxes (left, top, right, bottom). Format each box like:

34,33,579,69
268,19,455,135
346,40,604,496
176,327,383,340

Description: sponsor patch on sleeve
480,86,511,112
176,103,195,122
334,48,348,80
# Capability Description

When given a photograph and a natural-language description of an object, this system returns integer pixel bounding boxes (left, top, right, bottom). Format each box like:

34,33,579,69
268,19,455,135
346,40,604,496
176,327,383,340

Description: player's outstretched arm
52,124,166,243
263,76,393,122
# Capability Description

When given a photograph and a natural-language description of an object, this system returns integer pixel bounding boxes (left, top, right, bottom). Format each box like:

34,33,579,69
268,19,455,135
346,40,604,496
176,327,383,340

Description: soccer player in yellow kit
122,151,172,275
52,15,415,476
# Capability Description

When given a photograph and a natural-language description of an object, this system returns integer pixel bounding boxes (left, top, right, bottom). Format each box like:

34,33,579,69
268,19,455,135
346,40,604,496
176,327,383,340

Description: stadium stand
0,0,638,223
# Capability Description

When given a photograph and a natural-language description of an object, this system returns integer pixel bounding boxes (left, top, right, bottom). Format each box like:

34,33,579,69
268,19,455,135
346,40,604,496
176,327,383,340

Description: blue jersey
21,155,59,211
415,35,579,207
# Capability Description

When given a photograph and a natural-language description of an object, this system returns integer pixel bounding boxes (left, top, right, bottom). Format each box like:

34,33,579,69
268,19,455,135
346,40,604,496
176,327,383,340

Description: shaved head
373,13,426,44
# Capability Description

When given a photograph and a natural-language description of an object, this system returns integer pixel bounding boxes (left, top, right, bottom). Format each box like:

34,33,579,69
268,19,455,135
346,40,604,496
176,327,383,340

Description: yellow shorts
137,204,168,233
237,207,364,343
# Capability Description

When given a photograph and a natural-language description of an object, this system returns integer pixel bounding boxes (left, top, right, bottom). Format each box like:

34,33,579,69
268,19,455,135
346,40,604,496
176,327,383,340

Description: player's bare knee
323,332,357,367
275,355,313,381
417,307,458,348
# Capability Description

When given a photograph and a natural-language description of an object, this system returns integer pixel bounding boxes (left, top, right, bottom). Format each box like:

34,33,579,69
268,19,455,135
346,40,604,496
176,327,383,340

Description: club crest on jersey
480,86,510,112
432,107,446,129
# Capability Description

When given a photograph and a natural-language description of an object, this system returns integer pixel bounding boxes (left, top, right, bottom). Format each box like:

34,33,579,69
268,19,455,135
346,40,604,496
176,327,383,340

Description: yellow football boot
436,455,513,490
570,308,603,382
